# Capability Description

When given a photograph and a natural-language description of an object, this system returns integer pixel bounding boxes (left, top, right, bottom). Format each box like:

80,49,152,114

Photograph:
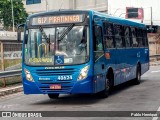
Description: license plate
50,84,61,90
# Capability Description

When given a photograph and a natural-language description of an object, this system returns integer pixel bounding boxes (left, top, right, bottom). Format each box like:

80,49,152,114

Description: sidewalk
0,84,23,97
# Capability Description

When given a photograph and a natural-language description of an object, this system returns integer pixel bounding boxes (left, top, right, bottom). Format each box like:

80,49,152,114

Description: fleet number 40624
57,75,72,80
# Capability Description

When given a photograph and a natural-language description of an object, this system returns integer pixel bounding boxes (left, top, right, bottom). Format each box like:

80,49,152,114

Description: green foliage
0,0,28,30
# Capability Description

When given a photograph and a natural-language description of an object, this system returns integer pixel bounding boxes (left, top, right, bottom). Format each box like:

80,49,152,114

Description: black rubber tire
99,77,111,98
48,94,59,99
134,65,141,85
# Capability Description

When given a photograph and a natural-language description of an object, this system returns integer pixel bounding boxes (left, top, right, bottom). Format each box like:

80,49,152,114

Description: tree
0,0,28,31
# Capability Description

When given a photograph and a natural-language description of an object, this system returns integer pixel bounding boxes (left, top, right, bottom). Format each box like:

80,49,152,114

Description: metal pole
46,0,48,11
11,0,15,32
73,0,76,9
151,7,153,26
106,0,108,13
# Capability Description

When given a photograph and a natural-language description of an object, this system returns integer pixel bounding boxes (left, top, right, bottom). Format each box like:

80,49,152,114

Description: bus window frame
103,21,115,50
136,28,144,48
143,29,149,48
113,23,125,49
94,25,104,52
130,27,138,48
123,25,132,48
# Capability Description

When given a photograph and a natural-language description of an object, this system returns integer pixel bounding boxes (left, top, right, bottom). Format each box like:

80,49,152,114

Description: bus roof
27,10,146,28
92,11,146,28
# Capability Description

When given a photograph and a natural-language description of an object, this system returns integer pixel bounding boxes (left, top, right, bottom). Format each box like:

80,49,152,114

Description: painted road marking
151,70,160,73
152,106,160,120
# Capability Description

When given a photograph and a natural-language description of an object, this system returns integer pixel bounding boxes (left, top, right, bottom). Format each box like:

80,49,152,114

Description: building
23,0,108,14
108,0,160,26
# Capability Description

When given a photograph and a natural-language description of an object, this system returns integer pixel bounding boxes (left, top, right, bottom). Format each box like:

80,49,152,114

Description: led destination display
31,14,85,25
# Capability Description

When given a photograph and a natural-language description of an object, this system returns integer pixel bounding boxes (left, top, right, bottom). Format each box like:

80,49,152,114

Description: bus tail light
78,65,89,81
24,68,34,82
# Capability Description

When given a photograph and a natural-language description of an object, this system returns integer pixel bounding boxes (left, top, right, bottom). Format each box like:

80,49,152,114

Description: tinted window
143,29,148,47
114,24,123,48
137,29,143,47
103,23,114,48
95,26,103,51
131,27,138,47
124,27,131,47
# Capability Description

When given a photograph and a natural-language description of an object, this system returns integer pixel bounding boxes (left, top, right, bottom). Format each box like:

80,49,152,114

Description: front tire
99,77,111,98
48,94,59,99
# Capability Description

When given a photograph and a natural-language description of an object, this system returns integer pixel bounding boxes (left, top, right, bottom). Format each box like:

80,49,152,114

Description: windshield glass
24,25,89,66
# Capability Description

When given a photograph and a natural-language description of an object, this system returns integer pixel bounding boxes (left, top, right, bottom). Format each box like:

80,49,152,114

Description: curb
0,85,23,97
150,63,160,66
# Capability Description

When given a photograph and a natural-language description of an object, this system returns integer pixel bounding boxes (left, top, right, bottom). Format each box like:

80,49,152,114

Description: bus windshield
24,25,89,66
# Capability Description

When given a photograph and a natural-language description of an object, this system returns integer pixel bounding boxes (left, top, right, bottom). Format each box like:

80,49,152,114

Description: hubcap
138,71,140,81
106,78,110,91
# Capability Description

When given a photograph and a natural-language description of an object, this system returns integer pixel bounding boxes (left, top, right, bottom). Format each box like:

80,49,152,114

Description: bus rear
19,11,95,98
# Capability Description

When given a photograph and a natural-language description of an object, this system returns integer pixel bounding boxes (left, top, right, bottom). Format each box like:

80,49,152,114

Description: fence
0,41,22,87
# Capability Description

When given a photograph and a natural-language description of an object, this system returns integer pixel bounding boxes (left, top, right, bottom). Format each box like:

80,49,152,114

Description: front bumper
23,76,94,94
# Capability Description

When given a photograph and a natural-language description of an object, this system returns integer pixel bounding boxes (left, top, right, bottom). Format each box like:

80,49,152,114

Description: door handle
102,64,105,69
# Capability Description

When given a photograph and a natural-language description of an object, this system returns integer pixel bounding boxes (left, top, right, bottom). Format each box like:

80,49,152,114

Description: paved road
0,66,160,120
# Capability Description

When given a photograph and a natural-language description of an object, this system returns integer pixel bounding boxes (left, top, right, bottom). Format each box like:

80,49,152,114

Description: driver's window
94,26,103,51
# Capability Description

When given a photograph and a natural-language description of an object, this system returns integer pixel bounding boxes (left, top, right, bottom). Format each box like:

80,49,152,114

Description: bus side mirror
94,26,102,37
17,24,25,42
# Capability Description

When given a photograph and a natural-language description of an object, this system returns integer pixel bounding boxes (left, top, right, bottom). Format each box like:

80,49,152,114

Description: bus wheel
99,77,110,98
134,65,141,85
48,94,59,99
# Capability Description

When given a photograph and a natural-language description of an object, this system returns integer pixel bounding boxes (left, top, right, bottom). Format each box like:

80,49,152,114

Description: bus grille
35,68,76,76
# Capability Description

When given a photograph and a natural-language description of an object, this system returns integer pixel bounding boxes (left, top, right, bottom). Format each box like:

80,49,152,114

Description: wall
23,0,108,14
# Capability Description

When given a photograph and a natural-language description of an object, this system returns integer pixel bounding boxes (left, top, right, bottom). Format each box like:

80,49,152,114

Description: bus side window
124,26,131,47
131,27,138,47
94,26,103,51
114,24,123,48
143,29,148,47
103,22,114,49
137,29,143,47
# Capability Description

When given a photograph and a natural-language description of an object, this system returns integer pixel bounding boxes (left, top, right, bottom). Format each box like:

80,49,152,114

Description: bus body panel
93,11,149,87
23,63,94,94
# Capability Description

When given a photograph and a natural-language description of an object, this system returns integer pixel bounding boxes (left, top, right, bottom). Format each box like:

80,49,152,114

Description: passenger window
131,27,138,47
114,24,123,48
137,29,143,47
124,27,131,47
143,30,148,47
103,23,114,48
94,26,103,51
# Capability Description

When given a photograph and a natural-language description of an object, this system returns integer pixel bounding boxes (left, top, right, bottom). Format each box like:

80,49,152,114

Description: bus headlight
24,69,34,82
78,66,89,81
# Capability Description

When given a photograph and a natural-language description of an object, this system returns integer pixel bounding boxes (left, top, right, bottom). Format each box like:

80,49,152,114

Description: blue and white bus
17,10,149,98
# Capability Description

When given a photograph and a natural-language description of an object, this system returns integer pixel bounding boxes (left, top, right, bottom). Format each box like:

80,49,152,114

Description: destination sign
31,14,85,25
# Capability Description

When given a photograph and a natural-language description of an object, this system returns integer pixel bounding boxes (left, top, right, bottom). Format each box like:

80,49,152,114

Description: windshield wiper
58,23,75,41
39,26,49,43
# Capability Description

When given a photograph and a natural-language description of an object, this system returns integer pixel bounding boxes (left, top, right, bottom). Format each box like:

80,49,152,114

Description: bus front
20,11,93,98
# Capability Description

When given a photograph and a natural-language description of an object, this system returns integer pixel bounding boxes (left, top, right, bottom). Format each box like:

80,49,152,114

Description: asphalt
0,66,160,120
